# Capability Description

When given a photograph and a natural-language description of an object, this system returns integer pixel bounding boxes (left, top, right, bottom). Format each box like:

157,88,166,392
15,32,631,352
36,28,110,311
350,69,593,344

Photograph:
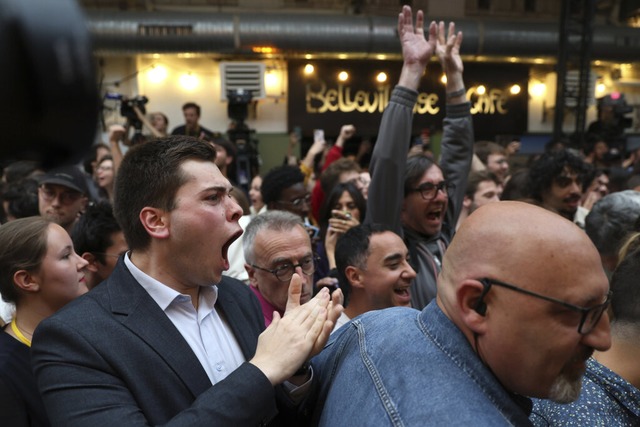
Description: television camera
226,89,261,189
0,0,98,168
103,93,149,145
587,92,635,156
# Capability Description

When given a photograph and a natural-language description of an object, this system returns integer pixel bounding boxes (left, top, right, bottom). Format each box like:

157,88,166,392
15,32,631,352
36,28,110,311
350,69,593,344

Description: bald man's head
440,201,600,295
437,201,611,403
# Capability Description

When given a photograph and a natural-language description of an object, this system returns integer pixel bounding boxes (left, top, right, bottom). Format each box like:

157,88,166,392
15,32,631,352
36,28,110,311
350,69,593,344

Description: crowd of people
0,5,638,426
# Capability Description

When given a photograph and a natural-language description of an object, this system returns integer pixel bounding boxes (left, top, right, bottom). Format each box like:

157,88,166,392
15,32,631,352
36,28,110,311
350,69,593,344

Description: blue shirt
311,302,534,426
530,358,640,426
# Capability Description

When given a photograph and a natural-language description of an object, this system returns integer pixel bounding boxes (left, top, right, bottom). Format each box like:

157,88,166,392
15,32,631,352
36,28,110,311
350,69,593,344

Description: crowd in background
0,5,638,426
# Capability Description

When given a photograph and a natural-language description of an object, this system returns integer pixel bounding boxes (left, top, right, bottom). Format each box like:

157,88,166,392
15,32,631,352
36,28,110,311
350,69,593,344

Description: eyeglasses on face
277,193,311,208
479,278,611,335
409,181,454,201
39,186,83,205
251,256,319,282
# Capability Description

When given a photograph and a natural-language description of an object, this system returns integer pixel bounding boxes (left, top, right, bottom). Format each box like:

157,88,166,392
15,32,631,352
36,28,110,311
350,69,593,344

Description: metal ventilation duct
86,11,640,61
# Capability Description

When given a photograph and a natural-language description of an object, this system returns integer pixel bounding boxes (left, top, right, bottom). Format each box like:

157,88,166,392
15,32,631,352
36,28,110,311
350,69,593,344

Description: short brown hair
474,141,505,165
113,136,216,251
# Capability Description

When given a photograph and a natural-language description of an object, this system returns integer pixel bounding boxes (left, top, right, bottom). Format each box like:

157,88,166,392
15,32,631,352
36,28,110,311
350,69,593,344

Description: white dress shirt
125,254,245,385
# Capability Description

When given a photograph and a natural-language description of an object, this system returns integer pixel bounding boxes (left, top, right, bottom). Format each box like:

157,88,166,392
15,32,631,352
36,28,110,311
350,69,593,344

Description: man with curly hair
526,149,591,223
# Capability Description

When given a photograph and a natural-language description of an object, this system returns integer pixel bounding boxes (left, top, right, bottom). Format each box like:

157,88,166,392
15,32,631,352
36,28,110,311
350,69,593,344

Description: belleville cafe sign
287,60,529,141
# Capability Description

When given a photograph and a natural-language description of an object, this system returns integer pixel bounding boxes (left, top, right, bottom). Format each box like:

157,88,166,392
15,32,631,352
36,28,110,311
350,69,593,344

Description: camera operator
103,94,152,150
133,106,168,139
171,102,215,139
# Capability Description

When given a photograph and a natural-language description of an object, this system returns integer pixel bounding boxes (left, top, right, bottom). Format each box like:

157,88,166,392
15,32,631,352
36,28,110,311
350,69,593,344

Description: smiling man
32,136,342,426
332,223,416,332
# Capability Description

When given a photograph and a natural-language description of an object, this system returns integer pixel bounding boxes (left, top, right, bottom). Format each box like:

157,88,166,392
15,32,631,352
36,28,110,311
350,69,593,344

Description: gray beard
547,373,583,403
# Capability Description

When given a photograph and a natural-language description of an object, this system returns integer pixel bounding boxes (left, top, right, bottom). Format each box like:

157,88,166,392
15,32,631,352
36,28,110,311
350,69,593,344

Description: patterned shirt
530,357,640,426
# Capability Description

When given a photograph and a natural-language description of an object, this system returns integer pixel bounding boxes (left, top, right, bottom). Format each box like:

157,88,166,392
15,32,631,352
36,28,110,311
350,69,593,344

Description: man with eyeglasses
261,165,311,221
531,241,640,426
37,165,90,234
365,6,473,309
311,201,611,425
244,210,316,326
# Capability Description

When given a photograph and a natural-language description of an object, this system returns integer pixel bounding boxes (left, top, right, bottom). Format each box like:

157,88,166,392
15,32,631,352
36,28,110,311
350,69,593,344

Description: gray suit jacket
32,260,282,426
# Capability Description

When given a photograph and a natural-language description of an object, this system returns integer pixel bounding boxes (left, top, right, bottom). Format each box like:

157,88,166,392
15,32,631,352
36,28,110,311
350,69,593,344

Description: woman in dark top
0,217,88,426
314,182,367,290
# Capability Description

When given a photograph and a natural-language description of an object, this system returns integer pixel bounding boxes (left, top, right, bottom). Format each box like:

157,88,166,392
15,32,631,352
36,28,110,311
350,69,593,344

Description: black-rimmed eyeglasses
251,256,319,282
409,181,454,201
276,194,311,208
480,278,611,335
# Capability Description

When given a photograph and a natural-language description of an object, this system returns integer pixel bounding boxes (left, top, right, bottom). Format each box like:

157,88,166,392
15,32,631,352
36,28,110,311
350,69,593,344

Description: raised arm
436,21,474,232
365,6,436,233
134,106,164,139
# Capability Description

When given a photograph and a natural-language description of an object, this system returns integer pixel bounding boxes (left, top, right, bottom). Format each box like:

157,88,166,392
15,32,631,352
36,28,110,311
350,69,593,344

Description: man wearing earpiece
310,201,611,425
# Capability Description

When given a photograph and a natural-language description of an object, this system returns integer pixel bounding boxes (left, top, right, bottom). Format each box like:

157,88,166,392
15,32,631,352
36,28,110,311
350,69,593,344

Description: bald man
310,201,611,426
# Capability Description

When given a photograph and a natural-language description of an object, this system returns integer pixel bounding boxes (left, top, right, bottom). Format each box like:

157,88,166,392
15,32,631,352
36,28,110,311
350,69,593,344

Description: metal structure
553,0,598,146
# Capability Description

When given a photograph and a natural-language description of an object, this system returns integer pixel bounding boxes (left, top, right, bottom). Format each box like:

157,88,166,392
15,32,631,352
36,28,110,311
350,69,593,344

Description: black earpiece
474,300,487,316
474,280,492,316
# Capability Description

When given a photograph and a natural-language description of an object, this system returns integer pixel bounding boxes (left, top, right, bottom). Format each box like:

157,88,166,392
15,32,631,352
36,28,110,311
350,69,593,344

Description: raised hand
251,284,332,385
398,6,435,69
339,124,356,141
435,21,464,75
397,6,437,90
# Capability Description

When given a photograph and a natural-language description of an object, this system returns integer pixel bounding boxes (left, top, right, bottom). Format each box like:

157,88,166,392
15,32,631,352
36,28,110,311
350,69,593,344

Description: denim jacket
310,302,533,426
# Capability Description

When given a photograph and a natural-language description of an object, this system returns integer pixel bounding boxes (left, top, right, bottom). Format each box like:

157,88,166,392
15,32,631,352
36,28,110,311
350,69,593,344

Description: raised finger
437,21,446,44
284,273,303,314
454,31,463,50
415,10,424,35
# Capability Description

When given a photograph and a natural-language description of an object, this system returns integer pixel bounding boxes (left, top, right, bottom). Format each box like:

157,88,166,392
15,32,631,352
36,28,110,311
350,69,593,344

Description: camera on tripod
226,89,260,189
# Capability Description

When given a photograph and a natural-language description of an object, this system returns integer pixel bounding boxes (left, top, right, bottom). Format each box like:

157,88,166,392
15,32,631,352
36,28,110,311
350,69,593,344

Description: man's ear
13,270,40,294
139,207,169,239
456,279,490,335
80,196,89,213
81,252,100,272
345,266,364,289
462,195,472,210
245,263,258,287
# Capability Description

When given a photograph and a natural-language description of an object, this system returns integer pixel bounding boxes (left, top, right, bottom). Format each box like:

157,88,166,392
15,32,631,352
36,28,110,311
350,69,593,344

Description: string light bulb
304,64,314,75
376,72,387,83
338,71,349,82
530,82,546,97
147,65,167,83
180,72,199,90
